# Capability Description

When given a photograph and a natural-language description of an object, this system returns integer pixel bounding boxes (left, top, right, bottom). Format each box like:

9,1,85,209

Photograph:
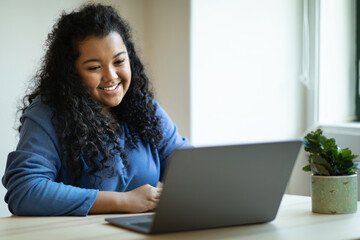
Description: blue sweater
2,98,190,216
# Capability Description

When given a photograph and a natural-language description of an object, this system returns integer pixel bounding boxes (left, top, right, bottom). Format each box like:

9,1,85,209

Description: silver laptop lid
150,140,302,233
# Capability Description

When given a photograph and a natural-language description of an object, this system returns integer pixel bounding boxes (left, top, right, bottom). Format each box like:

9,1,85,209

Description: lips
98,82,121,91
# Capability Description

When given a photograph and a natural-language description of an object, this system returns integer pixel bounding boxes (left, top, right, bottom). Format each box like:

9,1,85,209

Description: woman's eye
87,66,100,71
114,59,125,65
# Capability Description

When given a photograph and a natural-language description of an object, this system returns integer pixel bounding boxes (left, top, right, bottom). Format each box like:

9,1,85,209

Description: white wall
143,0,191,138
190,0,304,146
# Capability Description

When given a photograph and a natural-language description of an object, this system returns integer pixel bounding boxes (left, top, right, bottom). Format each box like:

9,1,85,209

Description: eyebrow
82,51,126,64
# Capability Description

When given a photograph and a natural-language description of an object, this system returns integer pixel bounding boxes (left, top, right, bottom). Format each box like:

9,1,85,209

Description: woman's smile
98,81,122,92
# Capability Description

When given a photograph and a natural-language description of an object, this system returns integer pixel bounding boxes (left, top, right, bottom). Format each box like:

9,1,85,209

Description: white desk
1,195,360,240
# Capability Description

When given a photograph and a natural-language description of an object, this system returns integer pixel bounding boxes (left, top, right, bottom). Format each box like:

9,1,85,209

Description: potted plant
303,128,358,214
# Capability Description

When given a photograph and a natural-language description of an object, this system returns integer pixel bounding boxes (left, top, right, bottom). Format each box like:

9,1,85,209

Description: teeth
102,83,119,91
104,85,117,91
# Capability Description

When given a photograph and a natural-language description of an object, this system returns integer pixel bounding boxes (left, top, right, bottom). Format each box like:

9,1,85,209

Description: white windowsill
318,122,360,136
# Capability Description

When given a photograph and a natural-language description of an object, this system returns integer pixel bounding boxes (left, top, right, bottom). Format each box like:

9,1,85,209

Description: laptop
105,140,302,234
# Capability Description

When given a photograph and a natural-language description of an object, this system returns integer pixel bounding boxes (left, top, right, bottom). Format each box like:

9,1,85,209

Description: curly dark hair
20,4,163,186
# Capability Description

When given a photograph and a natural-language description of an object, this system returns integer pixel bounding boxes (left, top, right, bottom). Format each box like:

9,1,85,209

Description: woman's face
75,31,131,112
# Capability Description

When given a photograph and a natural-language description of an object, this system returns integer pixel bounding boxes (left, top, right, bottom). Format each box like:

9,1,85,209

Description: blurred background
1,0,359,216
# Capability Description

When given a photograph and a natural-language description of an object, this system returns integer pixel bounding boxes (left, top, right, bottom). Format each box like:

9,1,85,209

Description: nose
103,66,118,81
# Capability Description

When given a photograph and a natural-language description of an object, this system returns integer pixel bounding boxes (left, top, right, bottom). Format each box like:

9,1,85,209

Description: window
318,0,357,124
307,0,360,153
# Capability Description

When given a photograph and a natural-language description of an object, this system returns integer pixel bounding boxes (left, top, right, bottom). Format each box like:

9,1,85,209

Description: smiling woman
1,4,190,216
75,32,132,112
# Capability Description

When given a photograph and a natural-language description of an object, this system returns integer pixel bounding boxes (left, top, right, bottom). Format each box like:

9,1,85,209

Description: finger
152,198,160,208
153,190,161,200
148,198,159,210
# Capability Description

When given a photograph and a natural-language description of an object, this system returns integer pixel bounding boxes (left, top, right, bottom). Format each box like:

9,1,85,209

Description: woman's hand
89,184,162,214
123,184,162,213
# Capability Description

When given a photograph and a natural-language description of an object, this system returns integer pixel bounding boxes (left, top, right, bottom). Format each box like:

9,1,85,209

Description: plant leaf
311,154,332,174
310,162,330,176
303,165,311,172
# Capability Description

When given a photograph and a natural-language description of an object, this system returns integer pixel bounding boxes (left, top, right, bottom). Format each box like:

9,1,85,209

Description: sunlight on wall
190,0,304,146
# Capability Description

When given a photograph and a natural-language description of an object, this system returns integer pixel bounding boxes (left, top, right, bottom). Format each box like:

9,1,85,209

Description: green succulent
303,129,358,176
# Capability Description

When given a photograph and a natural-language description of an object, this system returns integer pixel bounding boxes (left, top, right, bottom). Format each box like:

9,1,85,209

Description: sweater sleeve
2,101,98,216
154,102,192,179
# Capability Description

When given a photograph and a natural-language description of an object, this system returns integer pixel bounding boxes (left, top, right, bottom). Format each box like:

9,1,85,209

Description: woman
2,4,190,216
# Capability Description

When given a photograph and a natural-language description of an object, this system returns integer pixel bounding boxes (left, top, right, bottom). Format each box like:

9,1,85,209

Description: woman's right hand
123,184,162,213
89,184,162,214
